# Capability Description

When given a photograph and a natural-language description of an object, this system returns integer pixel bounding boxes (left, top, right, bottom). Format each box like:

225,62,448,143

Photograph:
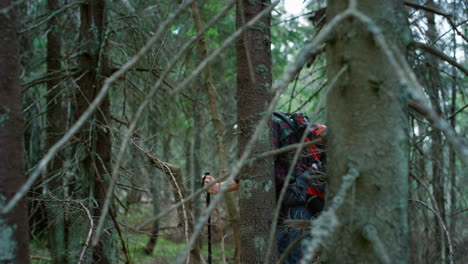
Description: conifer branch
412,42,468,75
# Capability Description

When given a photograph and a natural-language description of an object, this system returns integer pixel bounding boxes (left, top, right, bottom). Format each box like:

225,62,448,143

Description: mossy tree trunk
0,1,31,263
236,0,276,263
325,1,411,263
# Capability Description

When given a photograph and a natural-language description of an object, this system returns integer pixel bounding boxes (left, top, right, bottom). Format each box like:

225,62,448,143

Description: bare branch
1,0,197,216
410,199,454,264
20,1,85,33
300,167,360,264
361,224,392,264
77,202,93,264
347,7,468,166
93,0,237,245
250,138,324,162
412,42,468,75
405,1,468,43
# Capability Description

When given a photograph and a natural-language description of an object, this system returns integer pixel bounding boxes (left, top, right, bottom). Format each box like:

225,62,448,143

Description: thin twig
171,0,281,95
20,1,84,33
361,224,392,264
278,232,311,264
165,166,190,264
0,0,197,216
412,42,468,75
264,64,346,263
93,0,235,244
300,167,360,264
410,199,454,264
450,208,468,217
250,138,324,162
77,202,94,264
347,7,468,166
86,148,133,264
404,1,468,43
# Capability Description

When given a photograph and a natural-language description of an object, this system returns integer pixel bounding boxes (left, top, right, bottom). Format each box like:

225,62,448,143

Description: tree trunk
236,1,276,263
143,169,161,255
424,2,446,262
325,1,410,263
0,1,31,263
190,2,241,262
74,1,116,263
45,0,67,263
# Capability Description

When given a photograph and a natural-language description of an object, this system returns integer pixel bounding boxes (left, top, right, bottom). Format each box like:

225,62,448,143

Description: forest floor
30,203,235,264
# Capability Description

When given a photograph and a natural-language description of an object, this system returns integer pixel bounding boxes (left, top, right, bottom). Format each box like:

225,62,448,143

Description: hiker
203,111,326,263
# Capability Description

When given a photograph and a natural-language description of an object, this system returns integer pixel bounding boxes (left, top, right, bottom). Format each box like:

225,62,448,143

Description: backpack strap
273,111,296,131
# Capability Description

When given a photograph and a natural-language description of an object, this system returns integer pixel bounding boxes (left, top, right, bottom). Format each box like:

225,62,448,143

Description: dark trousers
277,205,313,264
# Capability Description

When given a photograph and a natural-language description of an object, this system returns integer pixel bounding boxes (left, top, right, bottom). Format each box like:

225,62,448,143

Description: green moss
240,179,260,199
264,180,273,192
253,236,266,252
261,82,270,90
0,220,17,261
255,64,268,80
251,21,267,32
0,107,11,128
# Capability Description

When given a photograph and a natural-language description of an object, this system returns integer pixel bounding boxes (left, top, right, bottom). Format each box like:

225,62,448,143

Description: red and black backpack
273,111,326,216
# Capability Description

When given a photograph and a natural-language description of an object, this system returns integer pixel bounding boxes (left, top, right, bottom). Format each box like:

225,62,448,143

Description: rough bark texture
236,0,276,263
325,1,410,263
0,1,31,263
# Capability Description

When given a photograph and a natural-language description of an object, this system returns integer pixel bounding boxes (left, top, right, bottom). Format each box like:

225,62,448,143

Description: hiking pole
202,172,212,264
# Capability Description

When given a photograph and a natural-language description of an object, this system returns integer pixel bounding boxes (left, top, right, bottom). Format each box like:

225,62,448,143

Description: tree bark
46,0,68,263
236,1,276,263
74,1,117,263
425,2,446,262
0,1,31,263
325,1,410,263
143,169,161,255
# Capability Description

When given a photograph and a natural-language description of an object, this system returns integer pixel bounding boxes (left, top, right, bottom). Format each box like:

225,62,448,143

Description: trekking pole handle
202,171,212,264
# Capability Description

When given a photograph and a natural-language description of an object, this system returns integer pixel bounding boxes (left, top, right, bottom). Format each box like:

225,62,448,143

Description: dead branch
346,4,468,166
404,1,468,43
410,199,454,264
77,202,93,264
1,0,200,217
412,42,468,75
300,167,360,264
94,0,236,246
132,141,193,264
361,224,392,264
250,138,324,162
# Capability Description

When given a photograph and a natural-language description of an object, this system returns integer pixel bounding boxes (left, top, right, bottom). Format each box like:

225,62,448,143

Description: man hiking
203,111,326,263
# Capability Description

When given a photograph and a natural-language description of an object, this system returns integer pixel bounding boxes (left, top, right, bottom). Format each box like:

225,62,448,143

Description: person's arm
203,175,239,194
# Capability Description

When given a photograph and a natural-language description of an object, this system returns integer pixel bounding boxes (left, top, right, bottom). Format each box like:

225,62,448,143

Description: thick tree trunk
236,1,276,263
0,1,31,263
325,1,410,263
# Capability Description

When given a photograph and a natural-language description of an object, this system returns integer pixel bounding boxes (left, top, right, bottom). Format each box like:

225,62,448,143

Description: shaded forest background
0,0,467,263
